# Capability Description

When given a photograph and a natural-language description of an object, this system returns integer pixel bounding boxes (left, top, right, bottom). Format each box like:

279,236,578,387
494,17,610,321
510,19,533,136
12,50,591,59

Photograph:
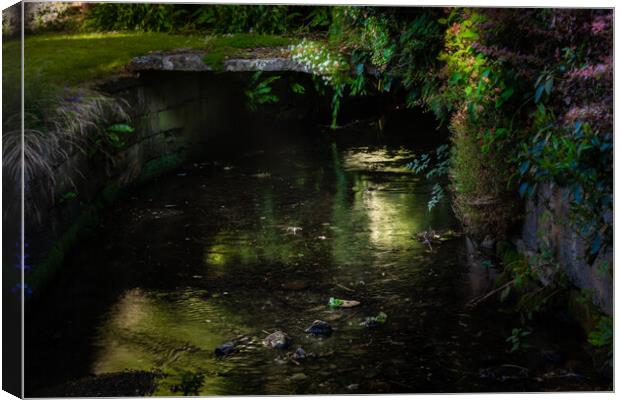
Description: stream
26,117,610,395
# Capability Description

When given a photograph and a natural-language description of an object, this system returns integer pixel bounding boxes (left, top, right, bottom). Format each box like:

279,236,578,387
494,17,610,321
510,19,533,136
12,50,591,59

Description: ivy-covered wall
519,182,612,314
314,7,612,317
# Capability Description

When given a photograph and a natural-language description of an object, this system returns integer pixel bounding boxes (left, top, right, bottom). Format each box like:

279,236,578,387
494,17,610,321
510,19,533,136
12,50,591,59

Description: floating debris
286,226,303,235
415,229,460,250
328,297,361,308
360,312,388,328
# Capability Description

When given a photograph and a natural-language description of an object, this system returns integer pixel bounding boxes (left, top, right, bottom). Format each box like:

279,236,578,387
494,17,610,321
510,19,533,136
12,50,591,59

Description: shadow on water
25,112,609,395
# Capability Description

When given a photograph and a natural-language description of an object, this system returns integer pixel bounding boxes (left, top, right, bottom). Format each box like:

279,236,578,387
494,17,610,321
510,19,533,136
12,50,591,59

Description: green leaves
459,29,479,40
588,316,612,348
105,123,134,149
406,144,451,212
506,327,531,353
290,82,305,94
107,123,135,134
245,71,281,111
534,73,554,103
428,183,445,211
59,191,77,204
517,118,612,264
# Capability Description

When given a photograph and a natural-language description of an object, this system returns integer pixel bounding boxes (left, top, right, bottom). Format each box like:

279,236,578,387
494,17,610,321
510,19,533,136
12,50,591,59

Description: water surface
26,121,609,395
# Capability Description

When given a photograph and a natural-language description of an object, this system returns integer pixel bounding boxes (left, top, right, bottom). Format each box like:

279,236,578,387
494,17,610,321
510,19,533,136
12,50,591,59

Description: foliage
506,327,531,353
321,7,612,257
517,119,612,263
84,4,330,35
2,84,130,222
100,123,135,150
304,7,332,31
170,371,205,396
471,9,613,262
290,82,306,94
290,39,347,84
244,72,281,111
494,244,568,324
588,316,613,348
84,3,189,32
406,144,450,211
289,39,349,127
189,5,306,34
58,191,78,204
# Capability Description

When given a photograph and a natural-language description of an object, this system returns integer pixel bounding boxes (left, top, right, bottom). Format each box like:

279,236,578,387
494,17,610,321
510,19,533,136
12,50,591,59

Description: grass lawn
3,32,293,89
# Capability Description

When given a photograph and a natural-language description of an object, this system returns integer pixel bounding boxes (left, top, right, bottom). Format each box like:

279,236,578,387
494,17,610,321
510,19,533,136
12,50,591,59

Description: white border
0,1,616,400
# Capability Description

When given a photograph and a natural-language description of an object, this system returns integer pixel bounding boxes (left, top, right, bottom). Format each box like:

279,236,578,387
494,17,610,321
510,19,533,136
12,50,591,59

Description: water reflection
26,134,607,395
93,287,250,395
89,142,454,395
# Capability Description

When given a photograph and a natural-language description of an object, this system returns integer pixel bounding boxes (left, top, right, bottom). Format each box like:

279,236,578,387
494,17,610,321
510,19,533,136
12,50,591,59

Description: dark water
26,119,610,395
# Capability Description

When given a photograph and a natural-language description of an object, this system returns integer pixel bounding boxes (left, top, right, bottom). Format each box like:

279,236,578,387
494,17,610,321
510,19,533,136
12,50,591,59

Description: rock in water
291,346,307,360
291,373,308,381
214,342,236,357
304,320,333,336
263,331,291,350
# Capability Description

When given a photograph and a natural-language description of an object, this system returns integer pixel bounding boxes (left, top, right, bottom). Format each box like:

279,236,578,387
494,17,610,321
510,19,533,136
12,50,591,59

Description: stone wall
517,181,613,315
26,69,319,293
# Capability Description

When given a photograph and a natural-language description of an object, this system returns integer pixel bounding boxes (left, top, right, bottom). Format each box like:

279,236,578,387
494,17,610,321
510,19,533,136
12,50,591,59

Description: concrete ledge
223,58,311,73
127,50,311,73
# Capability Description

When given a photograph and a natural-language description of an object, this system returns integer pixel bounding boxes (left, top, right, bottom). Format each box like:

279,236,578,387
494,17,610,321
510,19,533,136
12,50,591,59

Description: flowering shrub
323,7,612,263
289,39,347,84
290,39,350,127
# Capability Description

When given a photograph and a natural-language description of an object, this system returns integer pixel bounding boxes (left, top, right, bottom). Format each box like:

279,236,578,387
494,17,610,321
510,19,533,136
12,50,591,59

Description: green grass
3,32,206,88
3,32,293,89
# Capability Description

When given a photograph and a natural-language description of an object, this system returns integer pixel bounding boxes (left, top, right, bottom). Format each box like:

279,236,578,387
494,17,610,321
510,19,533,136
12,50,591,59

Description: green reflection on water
93,288,257,395
89,143,447,395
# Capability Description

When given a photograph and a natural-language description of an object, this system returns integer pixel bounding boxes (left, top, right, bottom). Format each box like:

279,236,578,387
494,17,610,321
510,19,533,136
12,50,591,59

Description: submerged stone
214,342,237,357
263,331,291,350
291,373,308,381
292,346,307,360
304,320,332,336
